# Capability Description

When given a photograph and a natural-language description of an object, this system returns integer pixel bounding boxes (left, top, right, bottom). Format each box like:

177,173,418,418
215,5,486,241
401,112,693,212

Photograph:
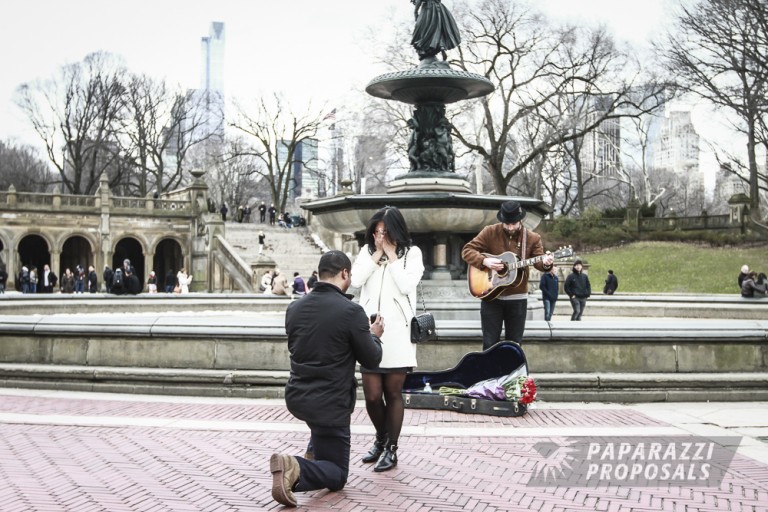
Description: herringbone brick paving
0,395,767,511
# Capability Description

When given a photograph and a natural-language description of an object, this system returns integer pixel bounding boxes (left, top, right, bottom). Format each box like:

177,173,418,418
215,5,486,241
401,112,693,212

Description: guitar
467,247,574,301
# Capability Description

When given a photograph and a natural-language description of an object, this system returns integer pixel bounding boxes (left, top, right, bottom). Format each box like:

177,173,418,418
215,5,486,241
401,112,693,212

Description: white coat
351,245,425,368
177,271,192,294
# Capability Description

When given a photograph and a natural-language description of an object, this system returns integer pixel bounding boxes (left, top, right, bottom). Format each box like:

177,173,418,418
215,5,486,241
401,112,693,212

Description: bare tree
659,0,768,218
0,140,55,192
15,52,127,195
229,95,326,212
450,0,667,199
121,76,216,196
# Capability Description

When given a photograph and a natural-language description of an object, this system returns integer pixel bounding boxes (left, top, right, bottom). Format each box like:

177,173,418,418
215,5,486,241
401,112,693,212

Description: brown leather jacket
462,223,549,297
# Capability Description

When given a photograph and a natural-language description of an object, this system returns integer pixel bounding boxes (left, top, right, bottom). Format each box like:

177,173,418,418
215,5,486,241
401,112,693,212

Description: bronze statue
411,0,461,65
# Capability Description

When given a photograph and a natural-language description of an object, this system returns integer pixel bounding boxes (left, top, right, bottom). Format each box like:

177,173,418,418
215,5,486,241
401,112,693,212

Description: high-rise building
199,22,225,140
580,96,621,179
278,139,321,200
649,111,701,183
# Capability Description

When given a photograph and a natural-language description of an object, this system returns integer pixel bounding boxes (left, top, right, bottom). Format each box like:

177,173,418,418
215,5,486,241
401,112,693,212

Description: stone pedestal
387,176,472,194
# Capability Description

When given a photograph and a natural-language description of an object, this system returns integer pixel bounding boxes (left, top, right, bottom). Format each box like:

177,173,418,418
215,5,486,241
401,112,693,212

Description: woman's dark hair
364,206,412,257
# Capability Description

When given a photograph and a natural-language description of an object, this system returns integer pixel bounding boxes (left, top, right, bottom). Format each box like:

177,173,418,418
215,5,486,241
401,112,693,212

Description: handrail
211,234,256,293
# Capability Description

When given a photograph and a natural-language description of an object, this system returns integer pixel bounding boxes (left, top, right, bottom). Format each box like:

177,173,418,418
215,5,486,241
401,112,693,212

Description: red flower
519,377,537,405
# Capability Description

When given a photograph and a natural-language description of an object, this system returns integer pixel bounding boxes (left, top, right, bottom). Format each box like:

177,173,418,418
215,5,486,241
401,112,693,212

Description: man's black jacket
284,281,382,427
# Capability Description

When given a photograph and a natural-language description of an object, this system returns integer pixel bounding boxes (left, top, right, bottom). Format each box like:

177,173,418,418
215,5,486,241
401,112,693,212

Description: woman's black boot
374,444,398,472
361,434,388,463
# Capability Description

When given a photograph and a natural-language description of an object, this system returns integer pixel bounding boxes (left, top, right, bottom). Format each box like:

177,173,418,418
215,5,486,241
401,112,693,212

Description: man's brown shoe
270,453,300,507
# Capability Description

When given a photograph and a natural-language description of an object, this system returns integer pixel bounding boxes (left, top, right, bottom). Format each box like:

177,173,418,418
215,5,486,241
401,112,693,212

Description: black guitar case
402,342,529,417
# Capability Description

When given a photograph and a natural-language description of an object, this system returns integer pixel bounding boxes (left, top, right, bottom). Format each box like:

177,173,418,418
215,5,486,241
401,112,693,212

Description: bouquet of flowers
438,366,537,404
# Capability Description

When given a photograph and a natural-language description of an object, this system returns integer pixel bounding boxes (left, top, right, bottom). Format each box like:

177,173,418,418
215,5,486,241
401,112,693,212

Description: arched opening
113,237,145,283
60,235,93,277
18,234,50,292
154,238,184,291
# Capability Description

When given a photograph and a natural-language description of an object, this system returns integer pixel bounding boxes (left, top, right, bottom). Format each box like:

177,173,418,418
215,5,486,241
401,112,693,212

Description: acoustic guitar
467,247,574,301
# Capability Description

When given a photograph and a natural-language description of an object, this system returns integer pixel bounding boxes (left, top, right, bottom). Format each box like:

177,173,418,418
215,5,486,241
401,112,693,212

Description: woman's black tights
362,372,406,445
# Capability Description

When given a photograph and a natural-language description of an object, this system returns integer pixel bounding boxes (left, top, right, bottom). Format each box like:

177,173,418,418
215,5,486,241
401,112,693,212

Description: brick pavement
0,393,767,511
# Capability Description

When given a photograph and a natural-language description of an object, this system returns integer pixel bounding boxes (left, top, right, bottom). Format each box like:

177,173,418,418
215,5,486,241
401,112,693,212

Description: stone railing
212,234,256,292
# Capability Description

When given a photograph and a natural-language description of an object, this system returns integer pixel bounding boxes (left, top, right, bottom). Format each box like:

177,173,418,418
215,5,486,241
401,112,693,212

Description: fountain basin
366,67,495,104
302,192,551,235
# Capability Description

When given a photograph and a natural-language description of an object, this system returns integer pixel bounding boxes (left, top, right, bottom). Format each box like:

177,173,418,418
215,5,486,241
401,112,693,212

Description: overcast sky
4,0,724,190
0,0,673,140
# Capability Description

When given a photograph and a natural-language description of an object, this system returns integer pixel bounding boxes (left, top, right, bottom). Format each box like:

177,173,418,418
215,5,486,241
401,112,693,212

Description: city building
278,139,321,200
580,95,622,179
649,111,702,185
199,21,225,140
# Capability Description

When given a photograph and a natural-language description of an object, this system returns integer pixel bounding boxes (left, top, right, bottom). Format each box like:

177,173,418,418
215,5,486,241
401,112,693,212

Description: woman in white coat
176,268,192,294
351,206,424,472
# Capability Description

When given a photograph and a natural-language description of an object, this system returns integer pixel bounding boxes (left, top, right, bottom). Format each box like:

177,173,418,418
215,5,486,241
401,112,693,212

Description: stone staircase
223,222,324,280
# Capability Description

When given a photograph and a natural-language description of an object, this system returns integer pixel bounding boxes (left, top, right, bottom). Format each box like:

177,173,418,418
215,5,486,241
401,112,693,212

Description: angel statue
411,0,462,66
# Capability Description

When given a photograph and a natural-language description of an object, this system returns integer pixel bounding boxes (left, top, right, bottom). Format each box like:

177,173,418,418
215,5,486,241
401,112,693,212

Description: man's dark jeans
294,424,350,492
479,298,527,349
570,297,587,320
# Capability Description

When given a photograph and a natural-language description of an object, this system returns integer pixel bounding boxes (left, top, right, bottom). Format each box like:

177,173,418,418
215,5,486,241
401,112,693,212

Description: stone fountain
303,1,551,287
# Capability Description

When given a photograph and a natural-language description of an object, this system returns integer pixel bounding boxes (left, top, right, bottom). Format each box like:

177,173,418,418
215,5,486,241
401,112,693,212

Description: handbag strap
404,249,427,315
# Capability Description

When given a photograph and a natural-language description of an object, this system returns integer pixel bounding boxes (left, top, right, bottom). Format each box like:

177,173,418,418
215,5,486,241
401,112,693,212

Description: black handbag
408,281,437,344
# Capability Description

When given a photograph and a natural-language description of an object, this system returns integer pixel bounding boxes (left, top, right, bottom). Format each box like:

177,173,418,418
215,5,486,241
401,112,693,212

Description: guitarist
462,200,554,349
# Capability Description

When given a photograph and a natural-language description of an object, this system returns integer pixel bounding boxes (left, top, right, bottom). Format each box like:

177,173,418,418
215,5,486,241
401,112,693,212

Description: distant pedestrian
268,204,277,225
41,264,57,294
244,205,252,223
164,269,176,293
271,270,288,296
74,264,85,293
292,272,307,297
539,265,559,322
603,269,618,295
60,268,75,294
103,266,113,293
741,271,767,298
258,231,266,254
87,265,98,293
19,266,30,294
564,259,591,321
306,270,318,291
147,271,158,293
0,265,7,294
176,268,192,294
259,202,267,223
738,264,750,289
261,270,274,294
29,266,38,294
220,203,228,222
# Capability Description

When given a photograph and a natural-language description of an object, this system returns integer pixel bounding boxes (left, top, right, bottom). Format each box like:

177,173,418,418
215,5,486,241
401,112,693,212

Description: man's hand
482,257,505,272
542,252,555,266
370,313,385,338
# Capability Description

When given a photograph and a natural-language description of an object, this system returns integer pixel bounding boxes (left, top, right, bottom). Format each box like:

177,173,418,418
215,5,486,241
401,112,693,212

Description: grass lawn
574,241,768,294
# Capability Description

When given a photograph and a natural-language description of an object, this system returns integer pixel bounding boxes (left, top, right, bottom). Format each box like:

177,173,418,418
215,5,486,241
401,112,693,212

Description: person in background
258,231,266,254
60,268,75,294
41,264,58,294
103,265,113,294
164,269,176,293
741,271,767,298
259,202,267,223
306,270,318,291
147,271,158,293
268,204,277,225
462,200,554,349
261,270,274,294
270,251,383,507
19,266,30,294
220,203,228,222
738,264,750,289
352,206,425,472
539,265,559,322
271,270,289,296
0,264,8,294
292,272,307,298
74,264,85,293
603,269,618,295
176,268,192,294
29,266,38,294
87,265,98,293
564,259,591,321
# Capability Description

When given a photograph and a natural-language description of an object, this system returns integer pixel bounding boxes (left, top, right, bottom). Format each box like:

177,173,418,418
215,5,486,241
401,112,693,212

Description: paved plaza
1,389,767,511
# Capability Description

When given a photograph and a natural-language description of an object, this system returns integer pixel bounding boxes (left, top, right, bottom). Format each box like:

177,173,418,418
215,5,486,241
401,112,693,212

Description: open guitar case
402,341,529,417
